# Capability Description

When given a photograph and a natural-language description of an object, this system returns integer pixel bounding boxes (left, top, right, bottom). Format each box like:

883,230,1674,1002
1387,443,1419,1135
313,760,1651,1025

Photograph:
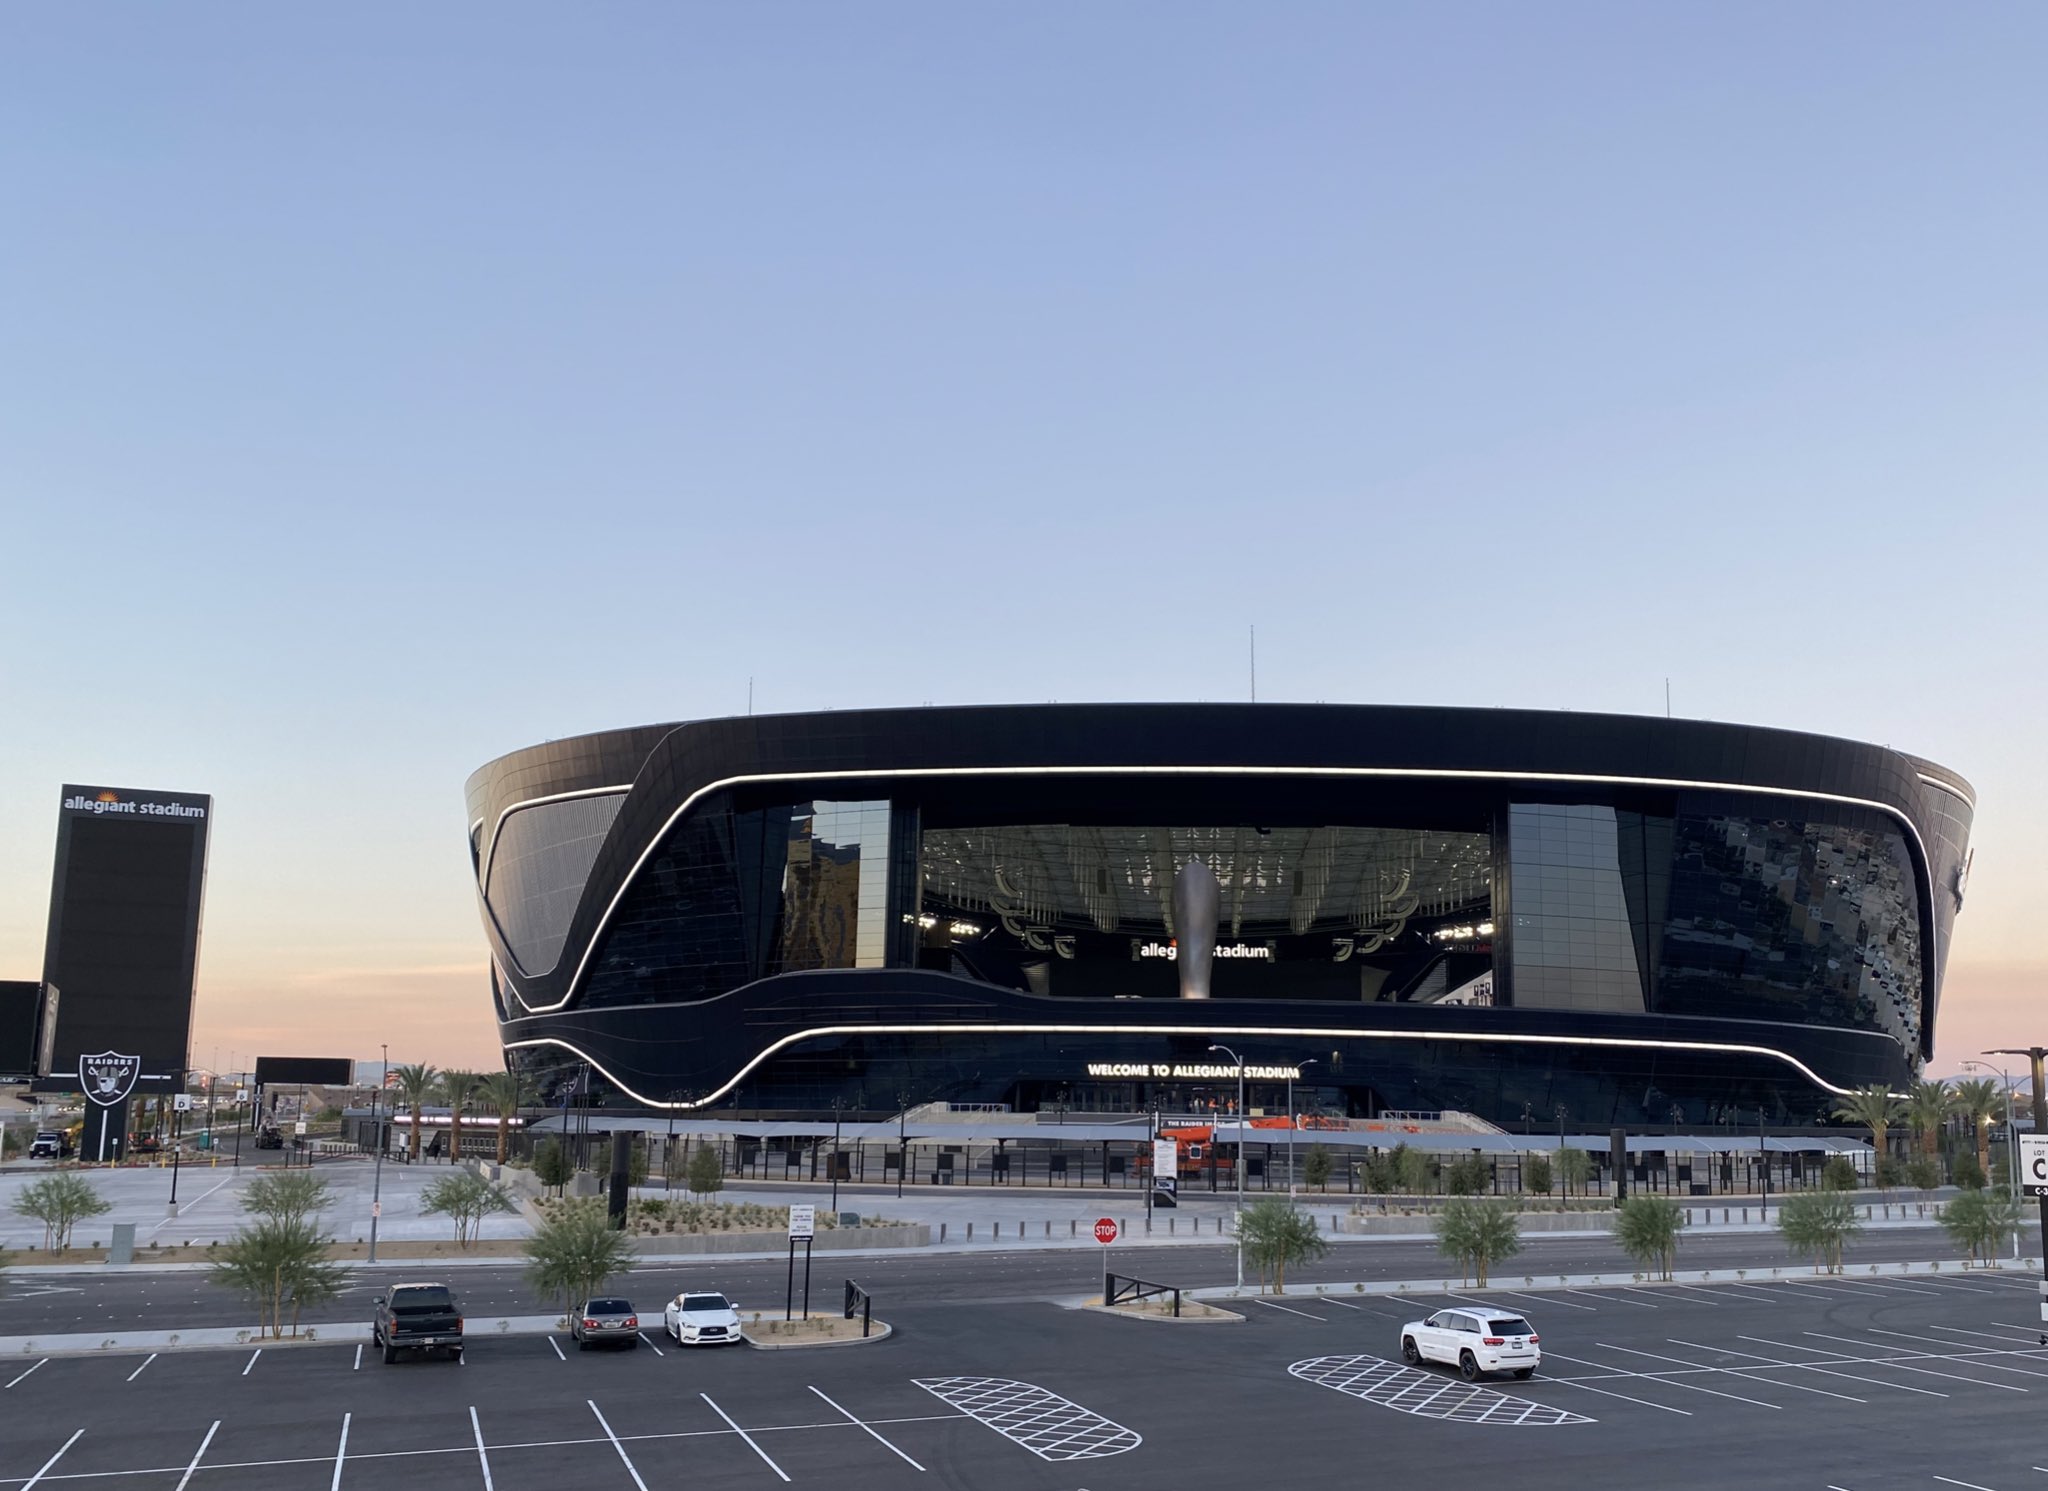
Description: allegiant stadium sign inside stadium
1086,1062,1303,1081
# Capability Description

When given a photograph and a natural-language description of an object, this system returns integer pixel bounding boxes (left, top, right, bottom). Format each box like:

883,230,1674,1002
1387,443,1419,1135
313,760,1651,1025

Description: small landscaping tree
1520,1152,1552,1196
14,1173,111,1252
210,1217,347,1338
1393,1144,1435,1195
687,1141,725,1196
1444,1153,1491,1196
1819,1156,1859,1191
1612,1194,1686,1279
1941,1187,2024,1267
1951,1153,1986,1191
1556,1148,1592,1198
241,1170,333,1229
1357,1149,1397,1195
421,1170,519,1247
533,1137,573,1196
1237,1198,1329,1294
1903,1155,1942,1192
1777,1190,1862,1273
628,1141,650,1188
1302,1144,1333,1192
524,1200,636,1320
1434,1197,1522,1286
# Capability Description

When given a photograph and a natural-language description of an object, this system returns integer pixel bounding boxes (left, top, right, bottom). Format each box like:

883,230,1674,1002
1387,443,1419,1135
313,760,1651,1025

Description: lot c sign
1093,1217,1120,1245
2021,1135,2048,1198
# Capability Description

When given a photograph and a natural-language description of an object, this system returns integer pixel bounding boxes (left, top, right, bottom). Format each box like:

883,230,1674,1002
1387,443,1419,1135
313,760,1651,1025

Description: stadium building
466,704,1972,1127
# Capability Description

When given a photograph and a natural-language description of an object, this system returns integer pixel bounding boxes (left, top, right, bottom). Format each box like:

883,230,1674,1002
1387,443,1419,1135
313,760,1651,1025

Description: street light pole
1986,1048,2048,1292
1209,1045,1246,1290
1287,1059,1318,1204
369,1043,388,1264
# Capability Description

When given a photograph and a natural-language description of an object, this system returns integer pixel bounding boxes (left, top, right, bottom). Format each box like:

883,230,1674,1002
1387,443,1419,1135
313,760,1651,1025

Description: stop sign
1093,1217,1119,1245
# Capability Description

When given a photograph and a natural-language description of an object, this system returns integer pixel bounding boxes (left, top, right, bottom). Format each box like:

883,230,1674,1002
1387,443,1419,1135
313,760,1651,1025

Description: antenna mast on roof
1250,625,1257,703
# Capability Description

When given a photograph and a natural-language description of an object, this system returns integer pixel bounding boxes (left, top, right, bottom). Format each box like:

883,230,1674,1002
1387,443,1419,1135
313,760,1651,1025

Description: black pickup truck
371,1283,464,1363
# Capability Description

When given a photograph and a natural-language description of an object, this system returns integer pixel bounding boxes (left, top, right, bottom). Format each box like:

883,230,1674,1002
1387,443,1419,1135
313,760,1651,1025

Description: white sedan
1400,1306,1540,1381
664,1291,743,1346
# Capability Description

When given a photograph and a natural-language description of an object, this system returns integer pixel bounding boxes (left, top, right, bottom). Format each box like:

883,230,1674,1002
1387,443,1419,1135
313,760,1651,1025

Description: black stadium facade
466,704,1973,1127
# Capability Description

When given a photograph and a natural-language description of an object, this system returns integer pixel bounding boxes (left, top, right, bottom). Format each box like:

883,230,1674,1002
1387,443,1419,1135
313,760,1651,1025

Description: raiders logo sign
79,1051,141,1107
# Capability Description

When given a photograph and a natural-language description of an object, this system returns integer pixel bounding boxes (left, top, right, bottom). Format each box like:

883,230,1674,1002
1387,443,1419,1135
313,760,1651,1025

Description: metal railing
843,1279,873,1338
1104,1272,1183,1316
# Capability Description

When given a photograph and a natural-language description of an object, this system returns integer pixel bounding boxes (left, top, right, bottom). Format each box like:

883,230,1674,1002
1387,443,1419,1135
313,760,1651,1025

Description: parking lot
1,1268,2045,1491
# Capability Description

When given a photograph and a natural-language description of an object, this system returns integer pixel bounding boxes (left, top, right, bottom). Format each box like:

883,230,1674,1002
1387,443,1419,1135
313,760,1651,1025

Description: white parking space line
124,1355,156,1383
1498,1290,1596,1312
329,1414,350,1491
1932,1477,1999,1490
637,1333,663,1357
1685,1337,1920,1396
1735,1337,1949,1397
148,1177,233,1234
1928,1324,2048,1347
1801,1332,2029,1391
1251,1299,1328,1321
1857,1329,2048,1378
21,1432,82,1491
1549,1376,1692,1415
1651,1339,1868,1402
7,1360,48,1389
1317,1298,1377,1313
587,1401,650,1491
548,1337,566,1362
173,1423,218,1491
1665,1284,1754,1303
1725,1280,1840,1302
241,1350,261,1377
809,1386,926,1472
1981,1323,2048,1338
469,1407,493,1491
1569,1290,1656,1308
353,1346,362,1371
1540,1349,1782,1409
700,1394,791,1483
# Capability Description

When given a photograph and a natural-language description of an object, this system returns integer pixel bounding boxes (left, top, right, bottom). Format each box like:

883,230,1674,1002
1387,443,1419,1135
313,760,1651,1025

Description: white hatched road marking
914,1376,1143,1462
1287,1354,1592,1426
699,1395,790,1483
1735,1338,1949,1397
808,1386,925,1473
173,1423,218,1491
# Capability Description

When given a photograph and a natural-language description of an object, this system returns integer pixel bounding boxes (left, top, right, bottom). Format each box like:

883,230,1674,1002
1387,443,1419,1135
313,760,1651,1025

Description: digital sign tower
41,786,212,1151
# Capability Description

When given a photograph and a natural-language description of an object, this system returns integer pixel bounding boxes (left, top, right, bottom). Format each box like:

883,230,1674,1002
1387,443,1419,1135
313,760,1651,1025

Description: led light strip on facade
492,762,1941,1017
504,1020,1879,1113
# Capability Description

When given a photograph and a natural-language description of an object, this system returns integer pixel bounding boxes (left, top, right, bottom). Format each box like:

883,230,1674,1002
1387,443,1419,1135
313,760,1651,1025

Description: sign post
1151,1138,1178,1211
1094,1215,1119,1303
786,1204,816,1321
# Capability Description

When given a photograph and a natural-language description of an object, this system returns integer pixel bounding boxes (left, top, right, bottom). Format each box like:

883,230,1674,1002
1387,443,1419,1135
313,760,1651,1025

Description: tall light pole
1972,1053,2027,1259
1209,1045,1246,1290
368,1043,388,1263
1987,1046,2048,1324
1287,1059,1318,1204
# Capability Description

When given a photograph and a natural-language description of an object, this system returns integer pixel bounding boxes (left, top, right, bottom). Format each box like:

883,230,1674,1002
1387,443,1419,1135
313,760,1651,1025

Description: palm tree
1907,1079,1952,1157
436,1070,480,1165
391,1063,439,1163
1950,1078,2004,1180
476,1069,537,1165
1833,1084,1905,1177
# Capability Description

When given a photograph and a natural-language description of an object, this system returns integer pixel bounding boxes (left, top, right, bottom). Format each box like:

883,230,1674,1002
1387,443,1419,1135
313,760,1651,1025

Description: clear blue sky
3,4,2042,1067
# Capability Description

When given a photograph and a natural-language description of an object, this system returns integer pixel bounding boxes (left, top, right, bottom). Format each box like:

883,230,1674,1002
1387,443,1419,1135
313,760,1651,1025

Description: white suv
1400,1307,1540,1381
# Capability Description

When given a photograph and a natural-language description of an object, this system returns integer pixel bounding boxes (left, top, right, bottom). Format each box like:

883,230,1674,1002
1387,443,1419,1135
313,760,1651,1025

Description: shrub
1393,1144,1436,1195
1302,1144,1333,1191
1557,1148,1593,1196
687,1142,725,1196
420,1170,518,1247
1434,1198,1522,1286
1951,1153,1986,1191
1612,1195,1686,1279
628,1142,650,1188
1444,1154,1492,1196
1357,1150,1397,1195
1520,1152,1552,1195
241,1170,333,1229
1903,1156,1942,1192
13,1174,111,1252
1874,1155,1904,1188
1236,1199,1329,1293
1940,1187,2023,1265
1819,1156,1859,1191
532,1138,572,1194
1776,1191,1862,1273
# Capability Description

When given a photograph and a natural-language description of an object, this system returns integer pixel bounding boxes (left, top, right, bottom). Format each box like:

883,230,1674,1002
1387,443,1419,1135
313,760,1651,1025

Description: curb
1079,1302,1243,1325
742,1321,894,1349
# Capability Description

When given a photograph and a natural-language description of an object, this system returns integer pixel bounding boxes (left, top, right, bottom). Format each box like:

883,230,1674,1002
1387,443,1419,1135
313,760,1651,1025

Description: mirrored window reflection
485,793,625,975
1507,805,1646,1013
1657,809,1922,1051
1918,787,1973,999
777,802,891,971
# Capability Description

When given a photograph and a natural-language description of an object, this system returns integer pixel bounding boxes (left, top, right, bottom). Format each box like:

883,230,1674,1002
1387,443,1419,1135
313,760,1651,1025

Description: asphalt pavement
2,1264,2046,1490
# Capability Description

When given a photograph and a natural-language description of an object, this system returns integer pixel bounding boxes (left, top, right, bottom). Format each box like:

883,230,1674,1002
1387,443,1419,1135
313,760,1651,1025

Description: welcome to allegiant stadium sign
1086,1062,1303,1081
